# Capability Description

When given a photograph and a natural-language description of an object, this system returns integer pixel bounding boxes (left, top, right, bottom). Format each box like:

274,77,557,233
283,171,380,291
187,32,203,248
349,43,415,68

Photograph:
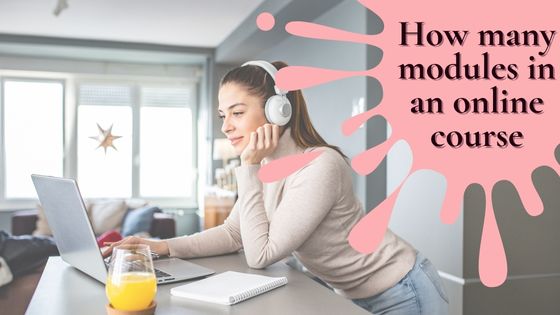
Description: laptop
31,174,214,285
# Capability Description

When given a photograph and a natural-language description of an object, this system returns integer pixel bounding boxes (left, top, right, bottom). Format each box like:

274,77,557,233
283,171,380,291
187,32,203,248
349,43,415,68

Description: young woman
108,61,449,314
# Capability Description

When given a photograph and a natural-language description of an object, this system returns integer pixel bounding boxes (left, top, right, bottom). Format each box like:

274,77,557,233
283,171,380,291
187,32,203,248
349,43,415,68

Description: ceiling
0,0,266,48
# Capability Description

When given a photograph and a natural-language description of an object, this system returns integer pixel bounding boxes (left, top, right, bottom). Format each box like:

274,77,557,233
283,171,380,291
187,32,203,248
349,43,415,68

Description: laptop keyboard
154,269,172,278
104,255,171,279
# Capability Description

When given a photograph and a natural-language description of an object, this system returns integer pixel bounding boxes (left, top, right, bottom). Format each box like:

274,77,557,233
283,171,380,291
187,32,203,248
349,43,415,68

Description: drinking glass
106,244,157,311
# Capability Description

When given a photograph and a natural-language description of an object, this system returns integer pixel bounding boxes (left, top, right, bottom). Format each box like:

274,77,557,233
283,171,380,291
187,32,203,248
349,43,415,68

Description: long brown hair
220,61,346,158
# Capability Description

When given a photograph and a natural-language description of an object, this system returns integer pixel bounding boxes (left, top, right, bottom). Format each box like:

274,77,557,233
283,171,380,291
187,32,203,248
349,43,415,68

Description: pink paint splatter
276,66,373,91
342,111,384,136
258,150,324,183
256,12,275,31
351,136,399,176
349,183,402,253
286,21,378,45
263,0,560,287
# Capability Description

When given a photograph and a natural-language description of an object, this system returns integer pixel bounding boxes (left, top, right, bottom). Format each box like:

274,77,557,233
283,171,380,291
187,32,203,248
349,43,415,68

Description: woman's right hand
101,236,170,258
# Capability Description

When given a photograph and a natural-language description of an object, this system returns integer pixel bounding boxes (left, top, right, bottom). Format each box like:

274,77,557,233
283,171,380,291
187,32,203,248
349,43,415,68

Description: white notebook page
170,271,288,305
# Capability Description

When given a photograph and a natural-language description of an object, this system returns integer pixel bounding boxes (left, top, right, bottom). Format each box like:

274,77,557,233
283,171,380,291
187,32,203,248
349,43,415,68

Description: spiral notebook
170,271,288,305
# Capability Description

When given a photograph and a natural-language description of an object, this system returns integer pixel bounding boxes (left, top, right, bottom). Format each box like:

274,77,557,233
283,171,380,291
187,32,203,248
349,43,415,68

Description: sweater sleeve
166,201,243,258
235,150,341,269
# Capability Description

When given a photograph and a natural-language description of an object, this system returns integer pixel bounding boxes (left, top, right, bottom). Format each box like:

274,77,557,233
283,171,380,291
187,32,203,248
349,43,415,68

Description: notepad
170,271,288,305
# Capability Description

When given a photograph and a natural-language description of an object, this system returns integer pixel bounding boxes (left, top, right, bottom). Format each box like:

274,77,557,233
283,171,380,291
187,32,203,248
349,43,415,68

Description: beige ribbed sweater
166,129,416,299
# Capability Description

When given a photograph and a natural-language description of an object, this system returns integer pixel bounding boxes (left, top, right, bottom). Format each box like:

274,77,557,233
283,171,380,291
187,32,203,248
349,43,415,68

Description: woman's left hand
240,124,280,165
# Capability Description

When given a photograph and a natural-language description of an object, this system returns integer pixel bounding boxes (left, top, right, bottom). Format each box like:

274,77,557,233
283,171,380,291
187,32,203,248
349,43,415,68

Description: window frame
74,76,199,207
138,86,198,201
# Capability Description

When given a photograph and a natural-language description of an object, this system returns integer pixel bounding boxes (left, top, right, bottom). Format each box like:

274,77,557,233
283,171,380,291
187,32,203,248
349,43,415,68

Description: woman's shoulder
302,146,348,172
284,146,349,193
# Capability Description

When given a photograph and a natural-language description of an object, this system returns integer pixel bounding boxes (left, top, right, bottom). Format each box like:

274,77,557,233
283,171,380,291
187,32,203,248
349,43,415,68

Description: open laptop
31,174,214,285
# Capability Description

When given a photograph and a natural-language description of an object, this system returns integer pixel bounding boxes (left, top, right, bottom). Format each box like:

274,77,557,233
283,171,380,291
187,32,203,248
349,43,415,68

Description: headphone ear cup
265,95,292,126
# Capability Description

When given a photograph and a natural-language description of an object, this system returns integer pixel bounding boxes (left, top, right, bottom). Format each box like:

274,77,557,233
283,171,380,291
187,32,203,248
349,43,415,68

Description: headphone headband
241,60,285,95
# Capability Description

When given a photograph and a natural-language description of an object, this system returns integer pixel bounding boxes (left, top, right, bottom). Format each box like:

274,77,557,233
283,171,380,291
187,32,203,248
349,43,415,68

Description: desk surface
26,254,370,315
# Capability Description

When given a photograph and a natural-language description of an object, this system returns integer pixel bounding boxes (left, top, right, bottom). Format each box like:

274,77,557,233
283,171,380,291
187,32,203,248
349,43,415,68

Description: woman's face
218,83,268,155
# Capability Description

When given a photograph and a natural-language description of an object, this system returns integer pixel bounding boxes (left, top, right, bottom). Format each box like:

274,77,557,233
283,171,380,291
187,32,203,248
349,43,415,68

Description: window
1,73,198,207
77,85,133,198
1,79,64,199
140,87,194,198
76,83,196,202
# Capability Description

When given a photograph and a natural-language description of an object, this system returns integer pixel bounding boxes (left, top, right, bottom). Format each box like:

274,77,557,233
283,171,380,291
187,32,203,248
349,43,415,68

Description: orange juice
106,272,157,311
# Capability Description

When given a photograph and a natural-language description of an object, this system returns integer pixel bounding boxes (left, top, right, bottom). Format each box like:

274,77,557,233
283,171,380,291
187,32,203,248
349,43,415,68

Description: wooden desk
26,253,370,315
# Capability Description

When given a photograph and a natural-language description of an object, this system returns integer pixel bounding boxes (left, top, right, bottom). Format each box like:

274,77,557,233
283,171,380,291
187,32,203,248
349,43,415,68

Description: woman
108,61,449,314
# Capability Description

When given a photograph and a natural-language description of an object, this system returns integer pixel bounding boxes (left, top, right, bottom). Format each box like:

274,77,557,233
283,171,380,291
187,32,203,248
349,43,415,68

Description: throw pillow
96,230,123,248
121,206,161,236
33,204,52,236
89,200,128,235
125,198,148,209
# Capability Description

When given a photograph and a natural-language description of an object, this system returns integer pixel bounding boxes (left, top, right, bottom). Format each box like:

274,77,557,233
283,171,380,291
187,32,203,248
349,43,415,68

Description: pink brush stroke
258,150,324,183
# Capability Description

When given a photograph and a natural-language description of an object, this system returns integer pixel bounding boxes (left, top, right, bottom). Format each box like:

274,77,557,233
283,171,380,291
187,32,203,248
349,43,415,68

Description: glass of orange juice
106,244,157,311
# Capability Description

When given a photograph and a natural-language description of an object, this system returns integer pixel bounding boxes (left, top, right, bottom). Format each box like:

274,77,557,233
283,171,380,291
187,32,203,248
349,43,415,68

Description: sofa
11,209,176,239
1,203,176,315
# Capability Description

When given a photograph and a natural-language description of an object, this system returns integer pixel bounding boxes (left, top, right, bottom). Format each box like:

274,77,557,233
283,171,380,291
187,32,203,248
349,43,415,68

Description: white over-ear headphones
241,60,292,126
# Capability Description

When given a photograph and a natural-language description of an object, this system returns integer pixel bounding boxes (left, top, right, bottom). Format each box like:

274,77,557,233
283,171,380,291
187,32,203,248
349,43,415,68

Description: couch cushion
32,199,146,236
89,200,128,235
32,205,52,236
33,201,93,236
121,206,161,236
125,198,148,209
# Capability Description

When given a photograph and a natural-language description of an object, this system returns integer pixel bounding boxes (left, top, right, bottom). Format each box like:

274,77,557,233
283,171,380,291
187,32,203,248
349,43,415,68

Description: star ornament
89,123,122,154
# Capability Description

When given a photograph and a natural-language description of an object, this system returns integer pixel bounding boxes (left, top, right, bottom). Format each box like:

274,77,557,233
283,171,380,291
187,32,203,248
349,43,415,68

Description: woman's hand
102,236,170,258
240,124,280,165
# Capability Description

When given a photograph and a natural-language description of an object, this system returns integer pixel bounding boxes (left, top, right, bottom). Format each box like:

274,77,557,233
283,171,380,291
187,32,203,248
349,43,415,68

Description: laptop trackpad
154,258,214,278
